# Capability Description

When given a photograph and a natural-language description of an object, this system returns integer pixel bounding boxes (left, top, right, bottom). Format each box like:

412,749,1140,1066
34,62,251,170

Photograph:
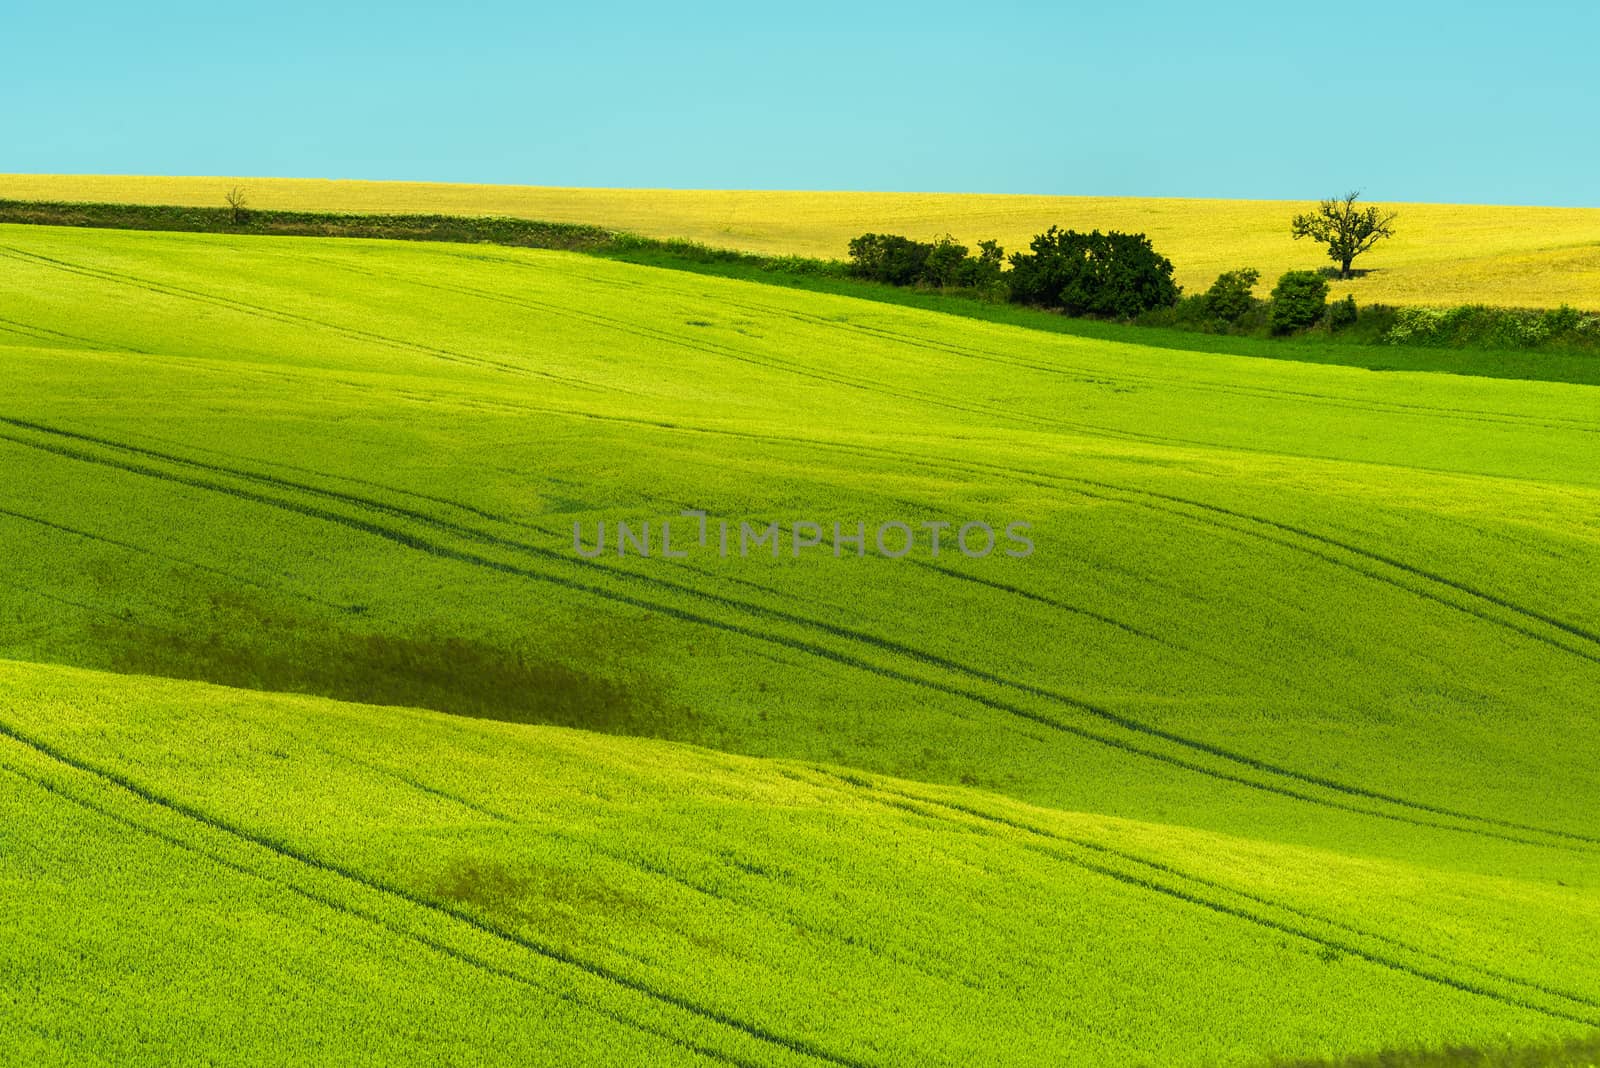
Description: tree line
846,192,1399,334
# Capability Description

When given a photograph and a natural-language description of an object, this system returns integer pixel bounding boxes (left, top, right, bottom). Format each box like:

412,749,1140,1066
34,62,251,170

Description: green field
3,223,1599,1065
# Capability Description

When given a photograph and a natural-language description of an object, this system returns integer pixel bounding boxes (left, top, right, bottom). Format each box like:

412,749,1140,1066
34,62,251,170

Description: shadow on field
433,857,655,918
429,856,716,945
1268,1032,1600,1068
88,587,697,739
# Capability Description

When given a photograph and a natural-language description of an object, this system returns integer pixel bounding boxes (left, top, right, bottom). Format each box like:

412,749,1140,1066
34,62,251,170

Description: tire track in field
114,427,544,533
7,414,1142,648
835,422,1600,676
1072,480,1600,668
861,775,1600,1018
711,291,1600,436
307,741,515,824
414,394,1600,683
515,404,1600,671
0,724,867,1068
0,759,765,1068
288,252,1129,439
3,417,1595,851
533,511,1183,659
92,364,1600,689
903,559,1173,647
0,505,347,612
357,370,1600,653
264,250,1047,428
0,574,131,626
800,767,1600,1029
1075,475,1600,649
0,245,610,392
9,421,1593,850
0,426,1544,854
703,290,1600,478
0,314,153,355
307,743,1000,997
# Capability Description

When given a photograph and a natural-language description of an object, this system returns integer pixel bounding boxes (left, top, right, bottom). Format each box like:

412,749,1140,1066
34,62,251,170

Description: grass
2,222,1598,1064
4,661,1598,1066
3,173,1598,308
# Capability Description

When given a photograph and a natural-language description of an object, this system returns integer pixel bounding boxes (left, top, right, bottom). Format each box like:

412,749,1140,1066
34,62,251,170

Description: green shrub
846,233,934,285
1203,268,1261,324
1383,307,1449,344
1269,271,1330,334
1382,304,1600,348
1382,303,1600,350
921,235,970,288
846,233,1007,292
1326,294,1359,330
1142,294,1220,330
958,239,1007,291
1008,227,1180,318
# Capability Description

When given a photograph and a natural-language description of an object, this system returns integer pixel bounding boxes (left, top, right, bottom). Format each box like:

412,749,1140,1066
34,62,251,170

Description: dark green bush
959,239,1006,290
1203,268,1261,324
1269,270,1330,334
1008,227,1180,318
1327,294,1359,330
846,232,1007,294
922,235,971,288
1142,295,1218,329
846,233,934,285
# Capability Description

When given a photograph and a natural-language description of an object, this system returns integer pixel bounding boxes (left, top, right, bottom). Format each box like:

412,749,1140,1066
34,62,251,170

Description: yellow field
4,173,1598,308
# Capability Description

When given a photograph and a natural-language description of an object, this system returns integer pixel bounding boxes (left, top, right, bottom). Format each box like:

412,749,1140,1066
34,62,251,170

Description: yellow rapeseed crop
3,173,1597,308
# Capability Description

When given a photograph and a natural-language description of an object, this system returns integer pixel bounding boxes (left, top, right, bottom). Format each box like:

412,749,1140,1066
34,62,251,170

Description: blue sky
5,1,1596,205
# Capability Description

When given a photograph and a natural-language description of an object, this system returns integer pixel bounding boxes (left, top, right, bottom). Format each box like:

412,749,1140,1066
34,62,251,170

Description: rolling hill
2,222,1598,1064
3,174,1599,309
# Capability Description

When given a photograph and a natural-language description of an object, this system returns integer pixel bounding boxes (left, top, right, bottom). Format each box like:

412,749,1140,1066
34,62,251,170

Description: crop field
4,174,1600,310
2,223,1599,1064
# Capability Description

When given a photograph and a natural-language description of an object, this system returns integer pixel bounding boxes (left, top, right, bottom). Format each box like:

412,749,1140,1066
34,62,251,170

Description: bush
1383,307,1452,345
921,235,969,288
1008,227,1180,318
1381,304,1600,348
959,239,1006,291
846,233,1007,294
1139,295,1218,330
1327,294,1359,330
846,233,934,285
1268,270,1330,334
1203,268,1261,324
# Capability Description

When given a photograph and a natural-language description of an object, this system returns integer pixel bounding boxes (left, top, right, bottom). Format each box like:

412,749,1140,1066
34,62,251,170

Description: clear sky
5,0,1596,205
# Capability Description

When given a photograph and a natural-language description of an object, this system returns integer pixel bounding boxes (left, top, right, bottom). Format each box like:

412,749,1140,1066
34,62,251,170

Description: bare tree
1291,192,1398,279
225,186,249,225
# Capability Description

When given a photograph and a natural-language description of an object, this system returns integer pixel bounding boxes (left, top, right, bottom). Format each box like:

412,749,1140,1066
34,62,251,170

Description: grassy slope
2,661,1596,1067
605,249,1600,387
2,224,1599,1062
3,174,1599,309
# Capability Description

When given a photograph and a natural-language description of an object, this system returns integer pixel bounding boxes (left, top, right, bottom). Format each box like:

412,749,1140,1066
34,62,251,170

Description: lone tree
1291,192,1397,279
224,185,249,225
